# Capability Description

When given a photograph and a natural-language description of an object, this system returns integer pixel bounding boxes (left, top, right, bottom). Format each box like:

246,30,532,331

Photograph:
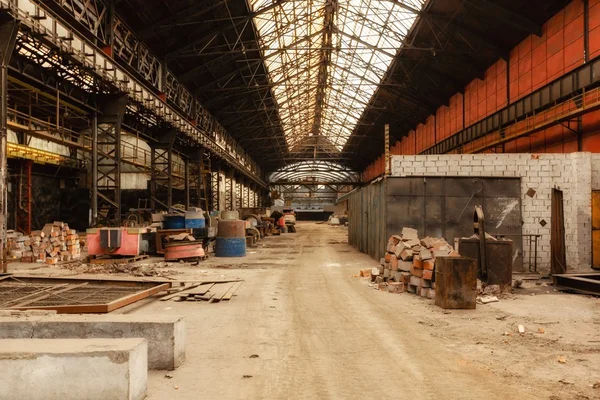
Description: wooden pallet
88,254,149,265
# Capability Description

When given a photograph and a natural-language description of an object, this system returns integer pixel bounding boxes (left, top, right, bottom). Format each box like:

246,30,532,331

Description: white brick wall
391,152,594,272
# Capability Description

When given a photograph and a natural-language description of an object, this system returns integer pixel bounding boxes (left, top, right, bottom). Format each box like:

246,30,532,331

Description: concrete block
398,261,412,272
0,314,185,370
0,338,147,400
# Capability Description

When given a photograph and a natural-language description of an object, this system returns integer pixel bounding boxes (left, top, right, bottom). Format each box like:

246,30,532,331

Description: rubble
363,228,458,301
7,221,83,265
61,260,183,278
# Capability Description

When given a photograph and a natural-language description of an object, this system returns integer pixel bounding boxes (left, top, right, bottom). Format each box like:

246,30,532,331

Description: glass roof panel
250,0,425,151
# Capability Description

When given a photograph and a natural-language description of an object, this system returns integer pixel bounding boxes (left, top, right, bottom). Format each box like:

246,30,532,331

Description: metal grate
0,276,170,313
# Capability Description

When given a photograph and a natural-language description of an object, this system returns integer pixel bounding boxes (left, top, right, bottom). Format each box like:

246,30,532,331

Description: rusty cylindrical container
216,219,247,257
164,242,205,261
217,219,246,238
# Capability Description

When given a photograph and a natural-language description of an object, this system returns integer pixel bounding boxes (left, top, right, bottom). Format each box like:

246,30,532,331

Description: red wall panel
362,0,600,178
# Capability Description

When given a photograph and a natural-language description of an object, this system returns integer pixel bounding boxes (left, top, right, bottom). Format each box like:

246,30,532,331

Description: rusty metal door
551,188,567,275
592,191,600,270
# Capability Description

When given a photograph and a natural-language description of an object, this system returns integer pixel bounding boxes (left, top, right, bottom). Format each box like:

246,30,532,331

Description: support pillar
92,94,127,227
150,129,177,211
0,16,19,271
211,160,221,212
16,159,32,234
224,167,235,211
235,176,243,210
186,148,210,211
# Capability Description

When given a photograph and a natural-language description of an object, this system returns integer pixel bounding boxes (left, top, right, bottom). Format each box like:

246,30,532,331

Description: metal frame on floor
0,275,171,313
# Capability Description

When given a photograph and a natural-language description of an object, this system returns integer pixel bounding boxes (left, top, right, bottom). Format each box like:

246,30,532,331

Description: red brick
413,255,423,269
422,270,433,280
423,259,435,271
410,265,423,277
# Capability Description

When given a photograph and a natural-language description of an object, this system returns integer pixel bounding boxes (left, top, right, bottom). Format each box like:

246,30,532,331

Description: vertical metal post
584,0,589,63
91,112,98,226
16,159,32,234
184,158,190,209
384,124,390,176
0,17,18,272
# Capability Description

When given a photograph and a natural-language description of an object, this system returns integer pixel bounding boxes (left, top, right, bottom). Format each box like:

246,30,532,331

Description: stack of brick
375,227,458,298
7,231,32,262
8,222,82,265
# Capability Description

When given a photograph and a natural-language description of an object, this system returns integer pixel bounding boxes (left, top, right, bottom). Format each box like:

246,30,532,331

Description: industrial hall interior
0,0,600,398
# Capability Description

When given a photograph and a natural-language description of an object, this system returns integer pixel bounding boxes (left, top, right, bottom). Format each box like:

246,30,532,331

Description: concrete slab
0,314,185,370
0,338,147,400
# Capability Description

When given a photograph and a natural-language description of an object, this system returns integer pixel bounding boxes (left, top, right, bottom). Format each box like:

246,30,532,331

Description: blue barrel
185,210,205,228
215,237,247,257
164,214,185,229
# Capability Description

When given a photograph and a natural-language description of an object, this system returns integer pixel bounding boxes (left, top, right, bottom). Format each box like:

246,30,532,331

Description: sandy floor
9,222,600,399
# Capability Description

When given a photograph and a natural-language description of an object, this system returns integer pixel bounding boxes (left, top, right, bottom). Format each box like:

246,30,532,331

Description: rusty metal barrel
215,219,247,257
217,220,246,238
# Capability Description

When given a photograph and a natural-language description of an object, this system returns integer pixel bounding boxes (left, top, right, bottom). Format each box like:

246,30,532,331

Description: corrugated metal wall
348,179,386,260
349,177,523,269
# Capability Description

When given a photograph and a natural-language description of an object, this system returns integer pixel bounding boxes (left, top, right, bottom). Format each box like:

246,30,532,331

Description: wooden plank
221,282,243,301
206,282,235,303
184,283,215,296
159,284,202,301
105,283,171,313
197,292,214,301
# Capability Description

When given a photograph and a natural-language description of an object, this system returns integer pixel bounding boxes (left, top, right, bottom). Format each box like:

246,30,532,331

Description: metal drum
185,210,205,228
164,214,185,229
217,220,246,238
215,237,247,257
221,210,239,220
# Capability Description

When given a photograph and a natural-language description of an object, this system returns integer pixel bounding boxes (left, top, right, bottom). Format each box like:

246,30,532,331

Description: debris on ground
478,295,499,304
518,324,525,334
558,356,567,364
60,260,183,277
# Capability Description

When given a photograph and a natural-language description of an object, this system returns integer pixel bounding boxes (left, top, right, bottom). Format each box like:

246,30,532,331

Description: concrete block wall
391,152,594,272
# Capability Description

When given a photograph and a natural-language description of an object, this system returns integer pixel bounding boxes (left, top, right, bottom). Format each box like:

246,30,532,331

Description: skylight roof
250,0,425,151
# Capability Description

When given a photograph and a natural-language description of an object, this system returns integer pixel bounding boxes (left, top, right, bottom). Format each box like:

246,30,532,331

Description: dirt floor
8,222,600,399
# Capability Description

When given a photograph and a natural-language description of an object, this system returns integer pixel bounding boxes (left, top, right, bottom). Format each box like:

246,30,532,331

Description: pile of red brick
370,227,458,298
7,222,82,264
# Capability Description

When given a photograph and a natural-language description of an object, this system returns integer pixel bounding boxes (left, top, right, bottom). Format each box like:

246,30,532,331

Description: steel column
211,160,221,211
150,129,177,211
94,94,127,227
184,157,190,209
16,159,32,235
235,179,243,210
0,15,19,272
91,112,98,225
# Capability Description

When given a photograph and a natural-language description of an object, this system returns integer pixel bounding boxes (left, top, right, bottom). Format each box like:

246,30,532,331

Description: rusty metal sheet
553,273,600,295
0,276,171,314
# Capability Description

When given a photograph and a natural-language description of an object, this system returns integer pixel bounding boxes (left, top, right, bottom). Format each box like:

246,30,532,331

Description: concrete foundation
0,314,185,370
0,338,147,400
